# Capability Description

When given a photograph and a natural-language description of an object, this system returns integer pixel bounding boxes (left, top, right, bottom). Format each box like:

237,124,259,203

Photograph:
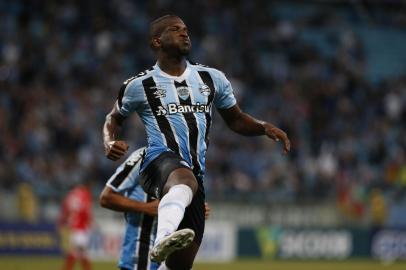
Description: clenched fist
104,140,129,161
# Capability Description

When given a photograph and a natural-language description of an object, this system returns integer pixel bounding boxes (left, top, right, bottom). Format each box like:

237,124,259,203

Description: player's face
159,18,191,56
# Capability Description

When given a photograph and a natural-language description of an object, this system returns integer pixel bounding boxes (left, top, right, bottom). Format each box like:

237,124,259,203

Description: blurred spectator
369,188,387,227
17,182,39,223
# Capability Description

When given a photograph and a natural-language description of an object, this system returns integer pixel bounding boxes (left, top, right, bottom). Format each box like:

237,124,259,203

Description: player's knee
180,176,198,195
165,168,198,195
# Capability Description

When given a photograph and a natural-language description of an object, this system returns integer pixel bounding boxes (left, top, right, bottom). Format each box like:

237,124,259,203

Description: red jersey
60,185,92,231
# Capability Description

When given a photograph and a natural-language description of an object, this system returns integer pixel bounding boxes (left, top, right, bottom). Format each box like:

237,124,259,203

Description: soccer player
103,15,290,270
59,180,93,270
99,147,210,270
100,147,160,270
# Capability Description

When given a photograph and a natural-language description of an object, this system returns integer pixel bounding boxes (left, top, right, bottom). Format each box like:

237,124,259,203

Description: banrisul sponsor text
157,103,210,116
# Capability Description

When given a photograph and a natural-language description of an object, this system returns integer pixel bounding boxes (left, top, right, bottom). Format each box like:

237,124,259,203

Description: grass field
1,257,406,270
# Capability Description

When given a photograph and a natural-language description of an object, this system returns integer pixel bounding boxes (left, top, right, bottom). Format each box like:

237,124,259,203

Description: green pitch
199,260,406,270
1,257,406,270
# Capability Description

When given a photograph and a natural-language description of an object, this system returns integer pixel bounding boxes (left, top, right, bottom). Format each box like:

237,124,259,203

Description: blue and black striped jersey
106,148,158,270
117,61,236,177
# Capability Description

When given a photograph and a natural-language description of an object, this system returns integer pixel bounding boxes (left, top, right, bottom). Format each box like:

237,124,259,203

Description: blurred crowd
0,1,405,223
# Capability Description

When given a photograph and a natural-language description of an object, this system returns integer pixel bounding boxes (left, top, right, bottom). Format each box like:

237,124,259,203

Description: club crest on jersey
199,84,211,96
176,86,190,100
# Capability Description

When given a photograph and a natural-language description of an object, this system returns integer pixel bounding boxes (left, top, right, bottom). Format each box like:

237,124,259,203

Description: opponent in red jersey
59,180,93,270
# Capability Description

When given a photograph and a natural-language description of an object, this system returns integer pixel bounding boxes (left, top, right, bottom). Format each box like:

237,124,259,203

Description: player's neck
157,56,187,77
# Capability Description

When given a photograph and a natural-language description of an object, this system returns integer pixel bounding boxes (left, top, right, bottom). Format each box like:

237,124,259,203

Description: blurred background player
99,147,210,270
103,14,290,270
58,180,93,270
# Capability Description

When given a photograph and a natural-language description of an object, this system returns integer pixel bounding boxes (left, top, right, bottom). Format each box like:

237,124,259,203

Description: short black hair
149,14,181,39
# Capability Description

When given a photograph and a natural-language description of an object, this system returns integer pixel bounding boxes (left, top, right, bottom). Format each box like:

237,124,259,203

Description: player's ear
151,37,161,50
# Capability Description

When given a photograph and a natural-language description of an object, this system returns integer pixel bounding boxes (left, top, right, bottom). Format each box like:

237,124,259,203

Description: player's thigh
165,241,200,270
140,151,195,198
163,167,198,195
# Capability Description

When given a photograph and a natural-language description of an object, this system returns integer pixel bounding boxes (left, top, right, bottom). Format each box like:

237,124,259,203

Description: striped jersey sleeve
106,147,145,193
211,70,237,109
117,77,146,117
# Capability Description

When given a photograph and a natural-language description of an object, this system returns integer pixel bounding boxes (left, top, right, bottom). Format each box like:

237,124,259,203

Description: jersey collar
154,61,191,82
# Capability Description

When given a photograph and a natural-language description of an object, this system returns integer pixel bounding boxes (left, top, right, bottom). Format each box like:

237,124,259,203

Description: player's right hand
104,140,129,161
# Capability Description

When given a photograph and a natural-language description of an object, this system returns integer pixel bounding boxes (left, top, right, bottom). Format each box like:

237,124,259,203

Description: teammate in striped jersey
99,147,210,270
103,15,290,270
100,147,159,270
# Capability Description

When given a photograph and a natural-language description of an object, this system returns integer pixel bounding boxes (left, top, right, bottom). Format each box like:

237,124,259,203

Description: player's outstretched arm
103,103,129,160
218,104,291,154
99,186,159,216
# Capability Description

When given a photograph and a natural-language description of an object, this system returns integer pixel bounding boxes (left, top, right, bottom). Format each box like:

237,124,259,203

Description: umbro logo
151,85,166,98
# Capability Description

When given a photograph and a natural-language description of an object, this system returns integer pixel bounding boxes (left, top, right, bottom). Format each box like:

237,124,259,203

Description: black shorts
140,151,206,245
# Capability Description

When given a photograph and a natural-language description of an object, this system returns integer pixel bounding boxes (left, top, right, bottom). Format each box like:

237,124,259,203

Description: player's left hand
264,123,291,154
204,202,210,220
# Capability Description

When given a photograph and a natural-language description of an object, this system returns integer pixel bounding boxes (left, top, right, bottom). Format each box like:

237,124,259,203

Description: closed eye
169,26,188,34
